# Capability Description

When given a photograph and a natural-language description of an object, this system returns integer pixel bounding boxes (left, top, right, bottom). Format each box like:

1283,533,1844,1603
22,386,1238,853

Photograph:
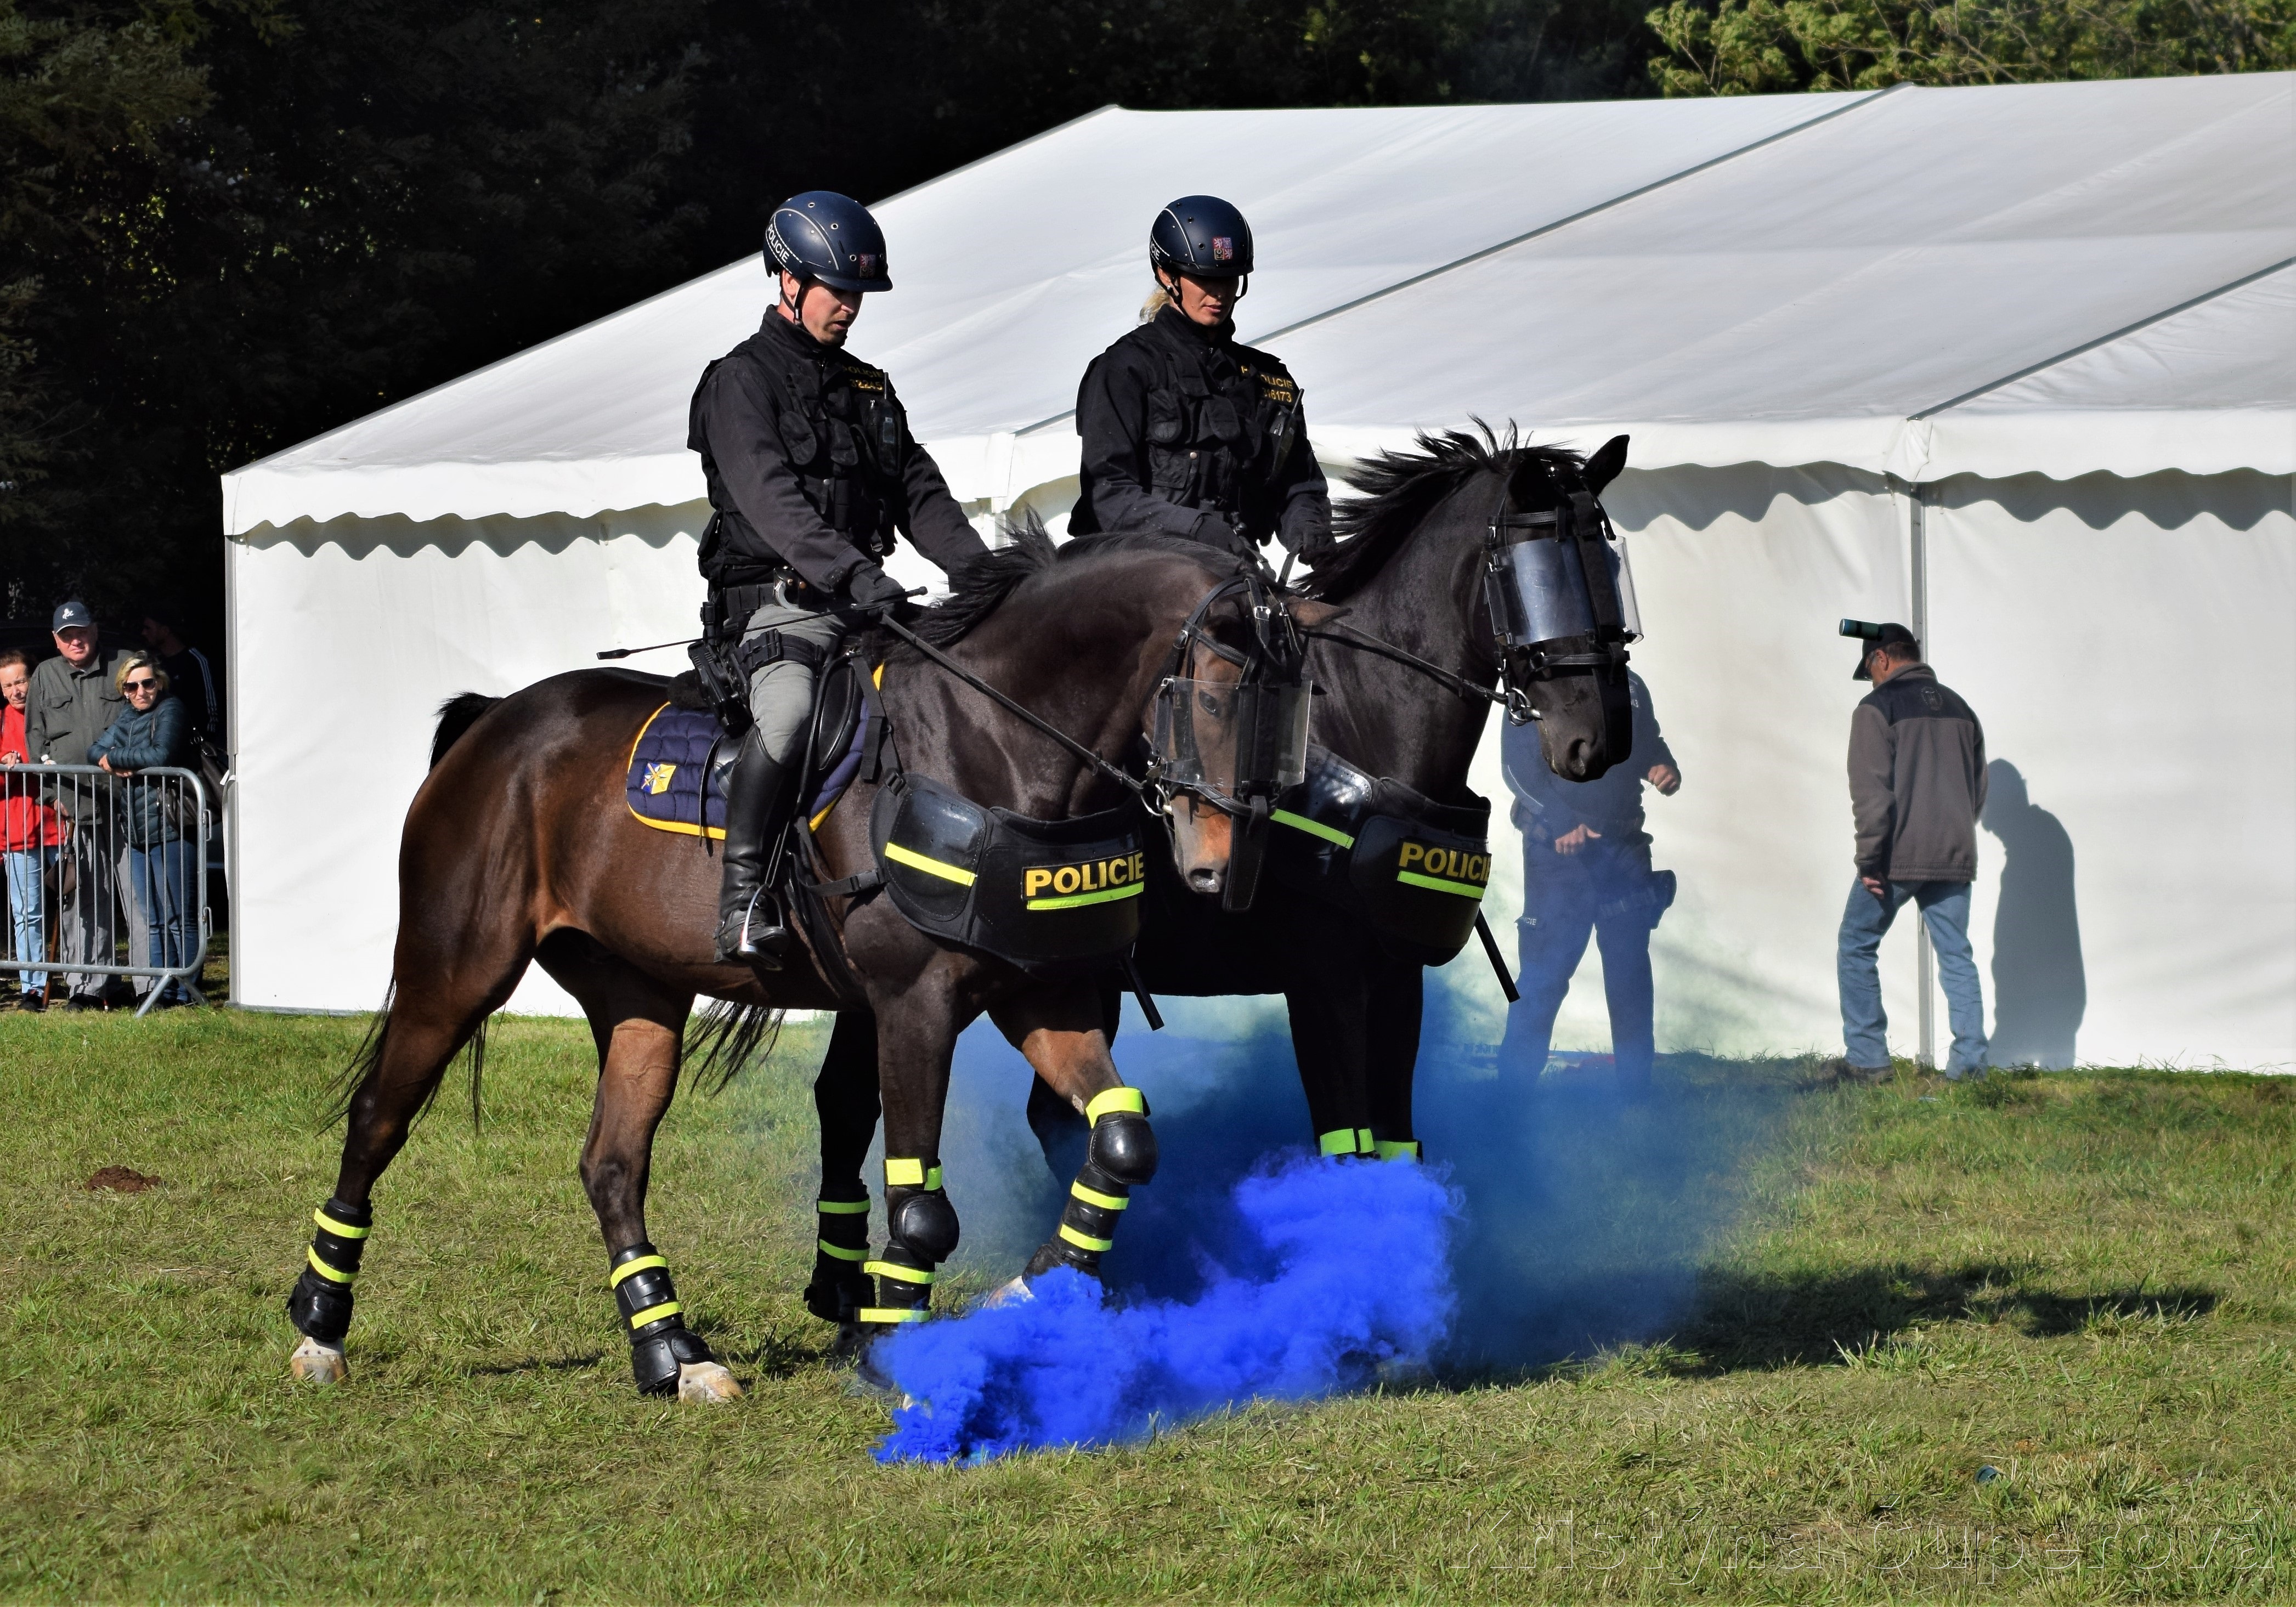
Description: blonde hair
1139,283,1172,323
114,653,168,695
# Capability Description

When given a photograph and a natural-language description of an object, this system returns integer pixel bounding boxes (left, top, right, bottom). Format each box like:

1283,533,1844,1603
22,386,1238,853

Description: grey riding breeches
742,602,849,766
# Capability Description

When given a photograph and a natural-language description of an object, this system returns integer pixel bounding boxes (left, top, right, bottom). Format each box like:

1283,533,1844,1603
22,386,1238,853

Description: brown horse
285,533,1324,1399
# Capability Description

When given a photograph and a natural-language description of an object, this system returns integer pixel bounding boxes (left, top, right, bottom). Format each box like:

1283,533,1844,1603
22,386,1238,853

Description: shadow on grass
1677,1263,2220,1370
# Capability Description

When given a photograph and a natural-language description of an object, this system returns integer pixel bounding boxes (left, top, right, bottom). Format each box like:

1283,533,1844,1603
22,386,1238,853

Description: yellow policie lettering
1395,841,1491,885
1023,851,1147,910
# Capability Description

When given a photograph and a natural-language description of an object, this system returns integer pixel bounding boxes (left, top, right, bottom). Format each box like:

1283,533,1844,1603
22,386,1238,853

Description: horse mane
1306,421,1585,604
892,512,1061,654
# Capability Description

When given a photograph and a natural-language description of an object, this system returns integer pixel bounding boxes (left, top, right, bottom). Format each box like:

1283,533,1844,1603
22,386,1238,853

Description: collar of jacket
1153,304,1235,352
1884,663,1936,686
759,308,832,361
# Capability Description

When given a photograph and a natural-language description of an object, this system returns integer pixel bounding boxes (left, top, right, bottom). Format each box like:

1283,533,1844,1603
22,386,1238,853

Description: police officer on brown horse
690,191,988,965
1071,195,1333,564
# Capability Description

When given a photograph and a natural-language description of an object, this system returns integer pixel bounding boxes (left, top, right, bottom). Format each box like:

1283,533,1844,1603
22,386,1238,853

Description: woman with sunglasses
88,654,196,1008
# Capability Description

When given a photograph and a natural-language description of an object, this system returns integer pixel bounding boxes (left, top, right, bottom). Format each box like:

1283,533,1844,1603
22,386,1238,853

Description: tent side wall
229,507,711,1014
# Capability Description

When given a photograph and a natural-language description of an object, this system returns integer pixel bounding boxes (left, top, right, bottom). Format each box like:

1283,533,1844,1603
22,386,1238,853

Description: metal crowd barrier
1,762,212,1015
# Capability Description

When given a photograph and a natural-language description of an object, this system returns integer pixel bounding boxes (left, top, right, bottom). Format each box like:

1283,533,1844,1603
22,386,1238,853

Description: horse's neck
1311,502,1494,801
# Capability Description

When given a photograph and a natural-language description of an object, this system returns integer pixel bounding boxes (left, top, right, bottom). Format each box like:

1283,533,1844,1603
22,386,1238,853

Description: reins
870,611,1147,797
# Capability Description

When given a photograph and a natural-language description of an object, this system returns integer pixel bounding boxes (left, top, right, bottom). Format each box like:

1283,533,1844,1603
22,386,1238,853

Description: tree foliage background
2,0,2286,653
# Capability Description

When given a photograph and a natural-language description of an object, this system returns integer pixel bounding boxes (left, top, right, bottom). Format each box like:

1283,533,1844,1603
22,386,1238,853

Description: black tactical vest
1142,320,1302,534
691,327,913,586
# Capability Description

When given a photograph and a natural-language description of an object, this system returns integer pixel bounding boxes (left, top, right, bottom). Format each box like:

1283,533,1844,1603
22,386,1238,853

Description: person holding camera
1831,623,1990,1082
1497,667,1682,1090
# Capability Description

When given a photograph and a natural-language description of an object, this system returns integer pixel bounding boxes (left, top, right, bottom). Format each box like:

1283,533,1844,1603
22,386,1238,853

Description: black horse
812,429,1636,1302
283,532,1323,1399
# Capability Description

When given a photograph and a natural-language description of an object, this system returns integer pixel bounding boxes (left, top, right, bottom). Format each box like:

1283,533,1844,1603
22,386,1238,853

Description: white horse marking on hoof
289,1336,348,1384
677,1360,742,1403
983,1275,1036,1309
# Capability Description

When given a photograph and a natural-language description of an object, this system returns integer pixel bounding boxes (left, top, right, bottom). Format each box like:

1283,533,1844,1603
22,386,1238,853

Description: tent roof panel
223,75,2296,533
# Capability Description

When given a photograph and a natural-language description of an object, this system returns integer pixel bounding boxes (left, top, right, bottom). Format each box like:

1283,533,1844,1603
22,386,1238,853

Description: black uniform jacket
689,312,986,596
1070,306,1331,553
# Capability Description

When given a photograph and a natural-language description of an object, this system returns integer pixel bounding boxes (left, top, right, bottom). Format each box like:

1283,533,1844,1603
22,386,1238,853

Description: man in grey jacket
25,601,136,1007
1834,624,1989,1081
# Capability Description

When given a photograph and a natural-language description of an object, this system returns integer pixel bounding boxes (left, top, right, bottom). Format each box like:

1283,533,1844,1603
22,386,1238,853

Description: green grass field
2,1009,2292,1602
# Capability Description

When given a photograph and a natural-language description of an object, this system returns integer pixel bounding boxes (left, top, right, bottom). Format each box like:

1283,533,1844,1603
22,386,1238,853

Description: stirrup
725,889,794,970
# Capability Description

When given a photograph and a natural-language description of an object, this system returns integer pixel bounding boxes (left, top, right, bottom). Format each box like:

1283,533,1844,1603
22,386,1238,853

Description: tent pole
1910,482,1936,1071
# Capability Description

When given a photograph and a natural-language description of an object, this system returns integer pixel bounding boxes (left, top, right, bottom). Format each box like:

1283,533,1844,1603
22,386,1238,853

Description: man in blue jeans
1832,624,1990,1082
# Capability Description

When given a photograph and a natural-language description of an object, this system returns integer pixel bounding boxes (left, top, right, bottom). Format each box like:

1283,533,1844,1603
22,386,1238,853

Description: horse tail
431,693,503,769
326,980,492,1131
687,999,787,1095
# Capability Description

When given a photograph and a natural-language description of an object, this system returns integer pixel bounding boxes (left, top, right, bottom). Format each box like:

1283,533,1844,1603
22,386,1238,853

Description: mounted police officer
1071,196,1333,564
690,191,988,966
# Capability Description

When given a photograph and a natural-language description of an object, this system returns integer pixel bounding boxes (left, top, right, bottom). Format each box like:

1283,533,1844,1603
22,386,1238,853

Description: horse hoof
983,1276,1036,1309
676,1360,743,1403
829,1322,868,1362
289,1336,348,1385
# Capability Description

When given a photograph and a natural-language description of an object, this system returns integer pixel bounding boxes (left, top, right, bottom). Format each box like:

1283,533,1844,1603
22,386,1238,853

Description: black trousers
1498,839,1656,1082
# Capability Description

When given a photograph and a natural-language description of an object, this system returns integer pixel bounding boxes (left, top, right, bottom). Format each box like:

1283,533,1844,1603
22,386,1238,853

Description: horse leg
542,936,738,1402
1364,957,1427,1161
991,981,1156,1286
1284,951,1378,1159
285,922,533,1384
859,966,971,1334
804,1008,880,1334
1021,976,1118,1182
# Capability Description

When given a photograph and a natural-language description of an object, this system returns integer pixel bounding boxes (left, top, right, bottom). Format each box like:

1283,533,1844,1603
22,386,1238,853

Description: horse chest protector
1266,745,1494,965
869,774,1146,976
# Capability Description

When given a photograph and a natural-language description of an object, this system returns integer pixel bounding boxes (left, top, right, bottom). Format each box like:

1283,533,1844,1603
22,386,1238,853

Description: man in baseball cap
26,601,137,1008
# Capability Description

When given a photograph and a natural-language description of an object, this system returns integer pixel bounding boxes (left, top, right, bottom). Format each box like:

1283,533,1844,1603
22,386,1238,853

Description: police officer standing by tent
690,191,988,966
1071,196,1333,563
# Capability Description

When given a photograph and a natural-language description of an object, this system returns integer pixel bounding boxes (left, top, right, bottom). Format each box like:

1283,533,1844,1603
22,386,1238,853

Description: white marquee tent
223,73,2296,1068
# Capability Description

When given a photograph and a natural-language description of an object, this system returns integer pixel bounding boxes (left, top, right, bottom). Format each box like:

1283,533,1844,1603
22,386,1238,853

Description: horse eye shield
1152,676,1312,813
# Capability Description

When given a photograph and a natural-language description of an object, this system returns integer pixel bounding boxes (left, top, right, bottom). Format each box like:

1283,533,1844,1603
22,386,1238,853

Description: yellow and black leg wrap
285,1197,369,1345
1319,1127,1378,1158
610,1241,714,1396
1373,1138,1422,1161
1025,1088,1152,1280
862,1158,956,1330
804,1193,874,1324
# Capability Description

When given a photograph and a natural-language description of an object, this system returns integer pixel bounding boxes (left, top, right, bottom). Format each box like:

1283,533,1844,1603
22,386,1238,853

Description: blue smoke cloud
874,1155,1459,1463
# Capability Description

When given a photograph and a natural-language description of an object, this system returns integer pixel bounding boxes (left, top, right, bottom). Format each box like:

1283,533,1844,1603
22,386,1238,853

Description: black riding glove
1282,522,1337,565
845,565,910,613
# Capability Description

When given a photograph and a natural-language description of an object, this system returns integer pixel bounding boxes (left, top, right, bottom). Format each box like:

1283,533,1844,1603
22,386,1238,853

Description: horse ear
1282,596,1349,631
1584,434,1630,494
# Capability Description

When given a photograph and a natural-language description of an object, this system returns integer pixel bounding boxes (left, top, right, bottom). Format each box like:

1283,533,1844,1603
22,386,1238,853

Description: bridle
872,564,1306,819
1300,451,1637,726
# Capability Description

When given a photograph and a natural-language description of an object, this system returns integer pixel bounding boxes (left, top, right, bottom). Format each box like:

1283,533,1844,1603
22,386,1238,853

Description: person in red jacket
1,648,66,1010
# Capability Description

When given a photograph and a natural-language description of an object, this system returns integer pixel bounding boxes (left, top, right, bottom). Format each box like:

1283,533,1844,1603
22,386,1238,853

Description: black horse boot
714,729,797,967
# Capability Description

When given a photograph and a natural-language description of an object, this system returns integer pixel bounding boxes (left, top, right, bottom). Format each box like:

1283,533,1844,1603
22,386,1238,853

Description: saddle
625,658,878,842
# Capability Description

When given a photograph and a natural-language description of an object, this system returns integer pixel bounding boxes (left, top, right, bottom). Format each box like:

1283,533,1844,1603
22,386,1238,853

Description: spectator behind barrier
27,600,133,1010
140,603,222,743
2,647,66,1010
88,653,197,1009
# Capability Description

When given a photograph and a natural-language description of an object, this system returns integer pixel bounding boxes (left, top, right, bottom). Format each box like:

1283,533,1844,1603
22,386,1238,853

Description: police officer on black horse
690,191,989,966
1072,196,1334,565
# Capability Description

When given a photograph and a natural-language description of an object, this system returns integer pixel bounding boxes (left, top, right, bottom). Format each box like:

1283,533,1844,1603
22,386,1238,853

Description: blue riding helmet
1150,195,1254,279
765,191,893,292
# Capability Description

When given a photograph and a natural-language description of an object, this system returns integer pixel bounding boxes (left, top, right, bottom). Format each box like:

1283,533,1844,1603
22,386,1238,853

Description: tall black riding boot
715,729,797,967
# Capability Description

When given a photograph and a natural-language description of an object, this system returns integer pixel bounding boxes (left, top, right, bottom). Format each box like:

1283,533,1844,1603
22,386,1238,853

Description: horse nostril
1187,867,1224,893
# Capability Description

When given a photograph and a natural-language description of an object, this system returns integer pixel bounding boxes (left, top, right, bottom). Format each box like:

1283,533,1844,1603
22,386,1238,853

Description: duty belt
704,570,828,638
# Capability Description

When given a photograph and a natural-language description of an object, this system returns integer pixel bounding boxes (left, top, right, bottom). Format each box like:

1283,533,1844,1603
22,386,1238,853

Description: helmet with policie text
765,191,893,292
1150,195,1254,279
